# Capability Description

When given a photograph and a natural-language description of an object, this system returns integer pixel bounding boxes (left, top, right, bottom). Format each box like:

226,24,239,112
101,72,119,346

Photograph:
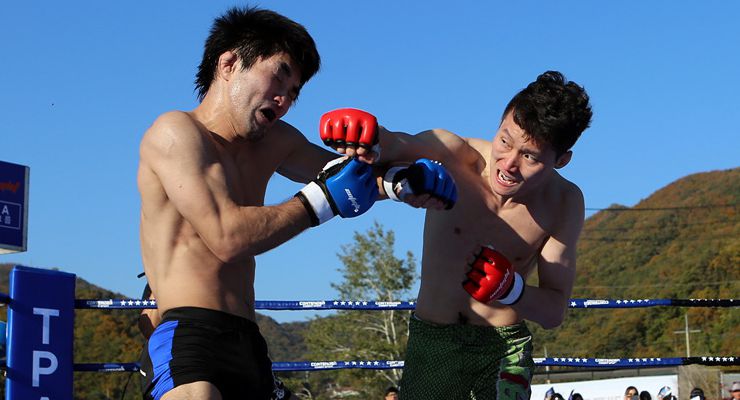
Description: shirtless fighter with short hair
322,71,593,399
137,7,456,399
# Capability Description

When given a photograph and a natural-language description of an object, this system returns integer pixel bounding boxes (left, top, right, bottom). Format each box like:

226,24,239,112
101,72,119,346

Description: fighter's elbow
537,306,567,330
540,315,565,330
209,236,246,263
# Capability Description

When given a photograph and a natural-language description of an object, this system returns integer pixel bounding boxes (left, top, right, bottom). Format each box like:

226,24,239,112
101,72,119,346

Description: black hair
690,388,705,399
502,71,592,157
625,386,638,395
195,6,321,101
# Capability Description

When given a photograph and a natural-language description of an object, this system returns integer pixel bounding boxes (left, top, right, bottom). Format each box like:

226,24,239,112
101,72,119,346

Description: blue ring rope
4,356,735,373
72,298,737,310
2,293,734,375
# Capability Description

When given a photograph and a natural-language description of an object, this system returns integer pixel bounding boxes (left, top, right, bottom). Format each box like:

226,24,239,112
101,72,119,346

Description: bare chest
217,145,284,206
422,176,552,275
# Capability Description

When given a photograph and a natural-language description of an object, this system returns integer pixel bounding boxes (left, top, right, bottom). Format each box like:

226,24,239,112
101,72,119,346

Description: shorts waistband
410,313,530,344
161,306,258,331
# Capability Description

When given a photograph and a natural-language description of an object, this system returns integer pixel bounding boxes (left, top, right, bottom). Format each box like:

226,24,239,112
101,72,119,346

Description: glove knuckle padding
320,117,334,144
466,269,486,282
462,246,523,304
319,108,378,148
297,157,377,226
331,119,346,144
323,159,377,218
402,163,423,195
344,117,360,145
442,178,453,200
358,119,378,148
384,157,457,207
420,158,456,207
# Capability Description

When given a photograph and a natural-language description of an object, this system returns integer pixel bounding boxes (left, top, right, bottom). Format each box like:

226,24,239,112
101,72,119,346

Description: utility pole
673,312,701,356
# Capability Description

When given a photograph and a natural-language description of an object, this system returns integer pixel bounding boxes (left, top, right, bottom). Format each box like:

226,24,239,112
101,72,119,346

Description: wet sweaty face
229,53,302,141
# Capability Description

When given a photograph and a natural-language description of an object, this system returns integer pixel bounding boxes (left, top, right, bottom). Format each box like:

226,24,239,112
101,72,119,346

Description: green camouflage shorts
399,315,534,400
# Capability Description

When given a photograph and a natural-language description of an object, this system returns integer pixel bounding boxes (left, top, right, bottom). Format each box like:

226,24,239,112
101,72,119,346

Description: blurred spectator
690,387,705,400
552,393,565,400
385,386,399,400
625,386,639,400
639,390,652,400
657,386,672,400
731,382,740,400
571,393,584,400
545,387,555,400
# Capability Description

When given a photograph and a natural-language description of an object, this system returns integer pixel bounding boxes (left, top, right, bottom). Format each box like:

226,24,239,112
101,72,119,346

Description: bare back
138,111,328,321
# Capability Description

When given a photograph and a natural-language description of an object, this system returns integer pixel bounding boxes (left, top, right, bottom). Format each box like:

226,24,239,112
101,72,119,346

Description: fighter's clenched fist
462,246,524,305
296,157,378,226
320,108,380,162
383,158,458,210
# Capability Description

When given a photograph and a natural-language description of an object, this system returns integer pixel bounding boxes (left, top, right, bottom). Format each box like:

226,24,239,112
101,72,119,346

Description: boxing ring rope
3,356,734,375
73,298,737,310
1,265,738,399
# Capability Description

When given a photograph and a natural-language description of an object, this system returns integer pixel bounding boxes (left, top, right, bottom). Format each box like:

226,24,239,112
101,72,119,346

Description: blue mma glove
383,158,457,209
296,157,379,226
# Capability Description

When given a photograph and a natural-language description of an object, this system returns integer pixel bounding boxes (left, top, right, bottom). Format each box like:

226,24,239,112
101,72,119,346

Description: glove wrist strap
498,272,524,305
297,182,335,226
383,166,415,202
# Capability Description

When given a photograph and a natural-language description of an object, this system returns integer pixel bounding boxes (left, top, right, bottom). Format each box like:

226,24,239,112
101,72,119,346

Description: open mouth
497,170,519,186
260,108,277,123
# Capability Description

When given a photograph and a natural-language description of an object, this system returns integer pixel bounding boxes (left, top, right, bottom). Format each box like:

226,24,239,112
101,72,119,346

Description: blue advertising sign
0,160,29,253
6,266,75,400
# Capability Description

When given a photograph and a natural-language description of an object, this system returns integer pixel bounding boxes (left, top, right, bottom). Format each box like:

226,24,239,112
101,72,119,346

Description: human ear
217,51,239,80
554,150,572,169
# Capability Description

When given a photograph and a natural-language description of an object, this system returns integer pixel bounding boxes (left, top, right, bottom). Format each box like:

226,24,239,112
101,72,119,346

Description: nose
274,93,290,110
501,152,519,171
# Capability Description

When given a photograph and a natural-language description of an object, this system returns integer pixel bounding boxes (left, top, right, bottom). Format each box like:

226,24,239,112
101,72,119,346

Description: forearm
377,127,426,164
378,127,468,168
512,285,571,329
214,197,312,262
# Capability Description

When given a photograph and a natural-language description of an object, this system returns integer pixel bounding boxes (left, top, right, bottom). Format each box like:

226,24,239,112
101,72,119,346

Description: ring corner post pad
6,265,75,400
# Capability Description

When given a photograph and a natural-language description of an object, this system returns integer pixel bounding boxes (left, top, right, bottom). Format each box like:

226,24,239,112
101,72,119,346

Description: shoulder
548,174,585,233
142,111,199,142
417,128,468,150
147,111,200,134
418,129,485,168
262,119,313,153
140,111,206,160
268,119,305,140
464,136,492,155
556,175,584,208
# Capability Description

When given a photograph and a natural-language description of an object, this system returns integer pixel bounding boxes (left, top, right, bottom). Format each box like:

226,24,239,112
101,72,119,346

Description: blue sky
1,1,738,323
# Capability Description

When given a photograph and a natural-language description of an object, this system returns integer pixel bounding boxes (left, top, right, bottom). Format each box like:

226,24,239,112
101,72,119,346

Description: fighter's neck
190,100,244,145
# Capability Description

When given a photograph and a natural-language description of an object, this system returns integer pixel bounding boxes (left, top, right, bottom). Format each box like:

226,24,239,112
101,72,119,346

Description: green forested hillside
531,167,739,360
0,168,736,398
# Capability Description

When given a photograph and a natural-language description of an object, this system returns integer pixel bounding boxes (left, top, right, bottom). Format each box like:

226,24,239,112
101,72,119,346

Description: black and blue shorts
143,306,291,400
